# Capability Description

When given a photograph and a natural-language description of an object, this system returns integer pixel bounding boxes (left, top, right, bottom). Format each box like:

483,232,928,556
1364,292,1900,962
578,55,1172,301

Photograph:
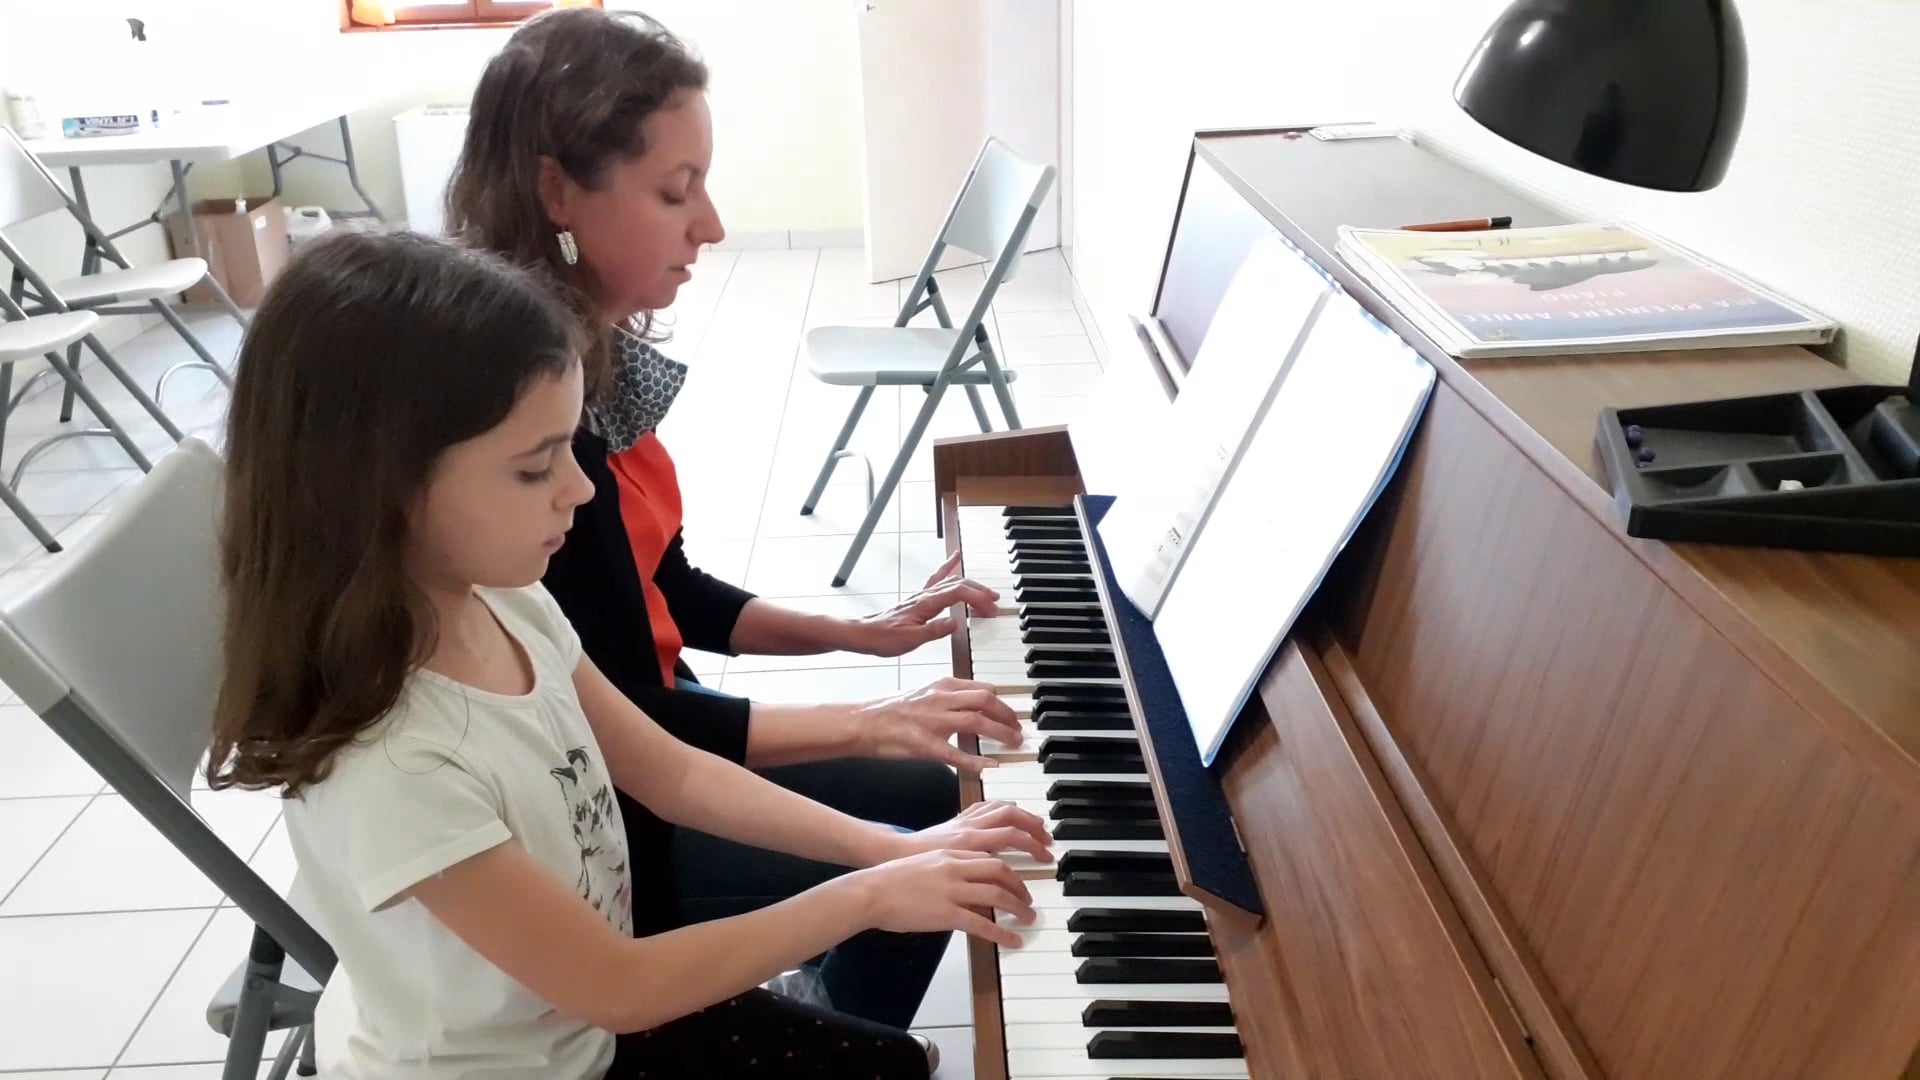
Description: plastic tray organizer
1596,376,1920,557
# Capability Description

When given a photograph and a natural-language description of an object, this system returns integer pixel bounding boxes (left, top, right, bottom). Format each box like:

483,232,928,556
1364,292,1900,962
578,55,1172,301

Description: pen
1399,215,1513,232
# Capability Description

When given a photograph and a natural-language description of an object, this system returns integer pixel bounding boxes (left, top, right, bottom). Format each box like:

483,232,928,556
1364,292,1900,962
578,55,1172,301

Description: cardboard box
164,197,290,308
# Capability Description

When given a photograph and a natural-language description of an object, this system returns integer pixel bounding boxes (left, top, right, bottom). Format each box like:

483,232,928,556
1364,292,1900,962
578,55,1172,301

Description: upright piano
934,128,1920,1079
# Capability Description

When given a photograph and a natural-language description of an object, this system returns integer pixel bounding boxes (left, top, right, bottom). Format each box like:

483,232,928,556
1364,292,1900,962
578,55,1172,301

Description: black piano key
1014,558,1092,576
1071,932,1215,958
1046,779,1154,802
1008,526,1082,542
1028,660,1122,681
1039,735,1143,759
1034,683,1128,704
1052,818,1163,841
1068,909,1209,934
1081,1000,1235,1029
1042,752,1145,775
1003,504,1076,518
1075,957,1223,985
1035,711,1134,733
1016,587,1101,606
1025,647,1114,664
1087,1030,1244,1059
1060,850,1174,875
1022,627,1112,646
1049,798,1152,821
1061,870,1182,896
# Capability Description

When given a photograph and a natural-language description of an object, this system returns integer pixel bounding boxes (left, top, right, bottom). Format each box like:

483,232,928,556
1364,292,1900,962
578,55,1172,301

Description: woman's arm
409,836,1033,1033
575,656,1047,866
729,551,1001,658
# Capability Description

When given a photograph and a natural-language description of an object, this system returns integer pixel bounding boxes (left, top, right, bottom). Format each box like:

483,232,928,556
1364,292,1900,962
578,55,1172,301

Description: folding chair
0,297,154,550
799,136,1056,587
0,437,330,1080
0,126,244,443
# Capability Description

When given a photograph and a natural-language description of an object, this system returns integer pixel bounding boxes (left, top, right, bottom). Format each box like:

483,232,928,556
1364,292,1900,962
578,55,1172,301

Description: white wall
1066,0,1920,384
4,0,869,243
204,0,867,238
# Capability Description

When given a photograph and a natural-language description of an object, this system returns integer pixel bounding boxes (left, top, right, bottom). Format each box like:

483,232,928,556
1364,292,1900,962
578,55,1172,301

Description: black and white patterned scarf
589,328,689,453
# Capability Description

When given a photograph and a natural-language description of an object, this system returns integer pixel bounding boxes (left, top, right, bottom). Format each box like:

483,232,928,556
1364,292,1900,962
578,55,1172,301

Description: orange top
606,432,685,684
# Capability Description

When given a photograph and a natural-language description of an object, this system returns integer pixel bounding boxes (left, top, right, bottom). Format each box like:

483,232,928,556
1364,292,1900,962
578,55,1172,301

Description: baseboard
711,229,793,251
712,227,865,252
789,227,863,249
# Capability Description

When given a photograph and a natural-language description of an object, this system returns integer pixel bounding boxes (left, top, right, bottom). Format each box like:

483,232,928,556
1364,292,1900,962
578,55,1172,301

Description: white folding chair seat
806,325,1026,387
54,257,211,306
0,302,153,550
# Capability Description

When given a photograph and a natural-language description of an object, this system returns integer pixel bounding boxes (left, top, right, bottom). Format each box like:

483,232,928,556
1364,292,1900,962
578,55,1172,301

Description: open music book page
1153,291,1436,765
1094,234,1332,619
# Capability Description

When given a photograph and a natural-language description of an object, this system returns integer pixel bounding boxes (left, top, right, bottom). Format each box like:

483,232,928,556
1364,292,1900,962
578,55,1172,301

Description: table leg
337,116,385,222
170,159,200,259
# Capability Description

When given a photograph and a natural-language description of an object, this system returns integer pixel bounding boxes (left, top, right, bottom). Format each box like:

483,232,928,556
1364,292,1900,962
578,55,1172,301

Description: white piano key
989,761,1145,785
1001,973,1228,1002
1004,1023,1239,1049
1000,947,1211,977
1008,1051,1247,1079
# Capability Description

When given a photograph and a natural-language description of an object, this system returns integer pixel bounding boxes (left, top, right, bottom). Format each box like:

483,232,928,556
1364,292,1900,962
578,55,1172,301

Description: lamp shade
1453,0,1747,192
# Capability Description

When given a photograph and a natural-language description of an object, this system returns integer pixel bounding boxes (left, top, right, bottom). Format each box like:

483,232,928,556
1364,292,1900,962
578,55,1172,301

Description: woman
445,8,1019,1034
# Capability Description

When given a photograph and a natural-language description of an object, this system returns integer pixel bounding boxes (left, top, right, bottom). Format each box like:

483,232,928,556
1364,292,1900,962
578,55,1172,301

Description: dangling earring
557,230,579,266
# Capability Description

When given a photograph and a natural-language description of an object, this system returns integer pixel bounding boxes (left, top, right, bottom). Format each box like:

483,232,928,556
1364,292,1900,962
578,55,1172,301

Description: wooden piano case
939,129,1920,1079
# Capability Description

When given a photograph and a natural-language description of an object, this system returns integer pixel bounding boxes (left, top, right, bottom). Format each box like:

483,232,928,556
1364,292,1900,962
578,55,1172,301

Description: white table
19,79,397,265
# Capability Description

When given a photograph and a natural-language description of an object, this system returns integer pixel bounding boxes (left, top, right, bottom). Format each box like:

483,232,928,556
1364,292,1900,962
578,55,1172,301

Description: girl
446,7,1013,1027
207,230,1048,1078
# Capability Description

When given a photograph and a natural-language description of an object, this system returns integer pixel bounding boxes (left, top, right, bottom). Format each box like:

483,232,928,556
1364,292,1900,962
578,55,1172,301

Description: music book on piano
1336,222,1838,358
1153,290,1436,765
1094,233,1333,620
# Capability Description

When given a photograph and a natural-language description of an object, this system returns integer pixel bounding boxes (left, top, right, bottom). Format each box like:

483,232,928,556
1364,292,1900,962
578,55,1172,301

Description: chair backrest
0,435,335,978
0,437,225,798
0,126,69,231
936,136,1058,284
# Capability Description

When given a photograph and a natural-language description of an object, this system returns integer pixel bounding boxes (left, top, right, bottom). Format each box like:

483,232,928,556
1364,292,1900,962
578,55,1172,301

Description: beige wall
1066,0,1920,383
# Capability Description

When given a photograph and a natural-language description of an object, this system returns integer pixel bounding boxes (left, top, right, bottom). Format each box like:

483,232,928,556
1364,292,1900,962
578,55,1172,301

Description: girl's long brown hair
207,231,581,796
446,7,708,402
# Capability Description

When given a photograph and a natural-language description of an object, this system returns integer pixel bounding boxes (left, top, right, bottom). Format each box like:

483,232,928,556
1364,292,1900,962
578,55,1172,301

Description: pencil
1399,215,1513,232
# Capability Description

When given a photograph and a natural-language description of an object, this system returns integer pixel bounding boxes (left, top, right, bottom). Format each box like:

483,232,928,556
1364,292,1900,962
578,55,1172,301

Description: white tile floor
0,246,1104,1078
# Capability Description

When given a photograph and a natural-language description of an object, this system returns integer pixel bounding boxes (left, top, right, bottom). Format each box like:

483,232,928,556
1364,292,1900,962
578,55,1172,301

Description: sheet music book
1094,234,1333,619
1153,291,1437,765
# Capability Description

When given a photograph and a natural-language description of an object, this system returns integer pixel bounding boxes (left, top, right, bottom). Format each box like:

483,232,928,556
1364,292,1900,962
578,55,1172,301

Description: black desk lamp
1453,0,1747,192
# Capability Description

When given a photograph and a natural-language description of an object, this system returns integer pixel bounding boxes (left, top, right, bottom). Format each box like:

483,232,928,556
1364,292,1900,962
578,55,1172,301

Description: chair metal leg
42,347,156,470
0,475,62,553
964,384,993,432
833,381,947,588
150,298,234,382
979,343,1022,430
76,334,185,442
264,1025,303,1080
223,927,285,1080
299,1022,318,1076
58,341,79,423
800,385,875,516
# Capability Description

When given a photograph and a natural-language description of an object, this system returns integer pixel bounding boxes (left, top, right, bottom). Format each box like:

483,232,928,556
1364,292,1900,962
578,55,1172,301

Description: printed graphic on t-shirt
548,747,632,934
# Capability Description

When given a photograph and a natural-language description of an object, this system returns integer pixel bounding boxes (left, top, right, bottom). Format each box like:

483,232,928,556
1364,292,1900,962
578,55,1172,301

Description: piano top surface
1163,130,1920,778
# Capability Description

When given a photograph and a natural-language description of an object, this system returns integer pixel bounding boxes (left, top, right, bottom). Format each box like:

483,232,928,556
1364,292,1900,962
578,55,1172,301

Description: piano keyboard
958,504,1249,1079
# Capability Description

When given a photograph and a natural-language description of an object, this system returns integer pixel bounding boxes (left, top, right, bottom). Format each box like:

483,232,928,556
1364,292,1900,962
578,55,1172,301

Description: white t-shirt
285,584,632,1079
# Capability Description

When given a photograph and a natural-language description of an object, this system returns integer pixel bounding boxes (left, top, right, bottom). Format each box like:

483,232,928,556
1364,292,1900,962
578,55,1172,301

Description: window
345,0,601,31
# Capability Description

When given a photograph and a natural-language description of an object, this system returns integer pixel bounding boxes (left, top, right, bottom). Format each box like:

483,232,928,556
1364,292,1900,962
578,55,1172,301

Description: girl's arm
573,656,1051,868
409,835,1032,1033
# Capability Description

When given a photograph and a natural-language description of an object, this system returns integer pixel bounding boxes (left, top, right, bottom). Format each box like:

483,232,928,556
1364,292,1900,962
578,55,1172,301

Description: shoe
912,1033,941,1073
